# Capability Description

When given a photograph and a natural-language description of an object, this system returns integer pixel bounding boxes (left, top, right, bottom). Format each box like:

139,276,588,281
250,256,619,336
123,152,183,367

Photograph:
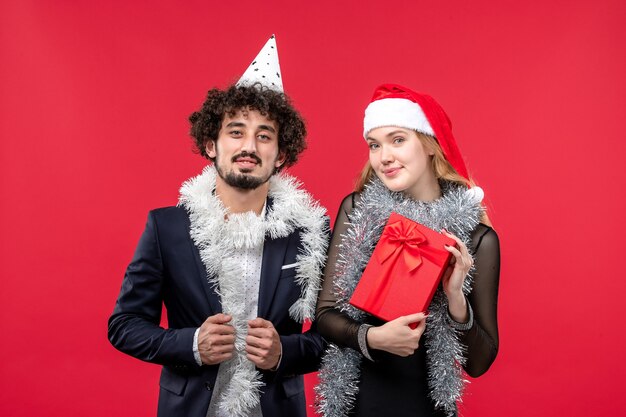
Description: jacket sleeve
108,211,198,367
275,320,326,377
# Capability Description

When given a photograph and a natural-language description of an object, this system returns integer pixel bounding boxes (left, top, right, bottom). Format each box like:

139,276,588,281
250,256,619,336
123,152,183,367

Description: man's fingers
246,352,267,367
246,333,272,349
204,342,235,354
204,313,232,325
213,324,235,335
247,326,273,339
201,315,235,335
200,323,235,337
204,350,234,365
245,345,279,370
248,317,273,328
204,334,236,346
245,343,267,357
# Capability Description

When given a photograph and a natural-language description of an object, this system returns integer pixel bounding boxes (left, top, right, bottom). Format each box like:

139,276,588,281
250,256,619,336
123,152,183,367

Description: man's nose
240,133,258,153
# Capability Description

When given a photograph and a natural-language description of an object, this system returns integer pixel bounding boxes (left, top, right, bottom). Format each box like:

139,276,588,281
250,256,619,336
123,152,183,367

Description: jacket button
205,382,212,391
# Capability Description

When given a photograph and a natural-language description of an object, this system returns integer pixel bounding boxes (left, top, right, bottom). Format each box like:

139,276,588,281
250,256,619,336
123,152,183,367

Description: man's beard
214,151,272,190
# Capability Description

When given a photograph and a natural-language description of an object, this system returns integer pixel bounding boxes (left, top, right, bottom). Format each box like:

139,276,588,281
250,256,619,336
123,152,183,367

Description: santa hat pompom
465,186,484,203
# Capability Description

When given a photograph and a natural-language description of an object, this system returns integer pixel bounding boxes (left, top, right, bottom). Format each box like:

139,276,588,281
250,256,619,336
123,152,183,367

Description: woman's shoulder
471,223,500,253
338,191,362,213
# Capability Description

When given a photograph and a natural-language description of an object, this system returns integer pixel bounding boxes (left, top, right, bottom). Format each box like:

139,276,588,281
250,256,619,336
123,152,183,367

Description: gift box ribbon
364,218,450,316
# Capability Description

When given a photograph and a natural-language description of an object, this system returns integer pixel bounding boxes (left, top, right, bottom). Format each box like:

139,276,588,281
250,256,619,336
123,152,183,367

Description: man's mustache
231,151,262,165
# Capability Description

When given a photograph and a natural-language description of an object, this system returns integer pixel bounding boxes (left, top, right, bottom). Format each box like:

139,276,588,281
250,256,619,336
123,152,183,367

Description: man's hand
245,318,282,370
198,313,235,365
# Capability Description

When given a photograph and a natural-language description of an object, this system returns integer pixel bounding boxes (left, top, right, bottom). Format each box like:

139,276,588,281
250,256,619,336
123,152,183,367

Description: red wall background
1,1,625,416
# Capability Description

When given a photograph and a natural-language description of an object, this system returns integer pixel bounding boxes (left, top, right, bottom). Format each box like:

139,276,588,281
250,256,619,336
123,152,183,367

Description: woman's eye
393,137,405,144
368,143,379,150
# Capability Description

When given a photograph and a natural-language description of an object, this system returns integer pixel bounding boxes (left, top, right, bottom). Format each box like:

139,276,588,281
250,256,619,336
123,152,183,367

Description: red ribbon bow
361,217,450,317
377,219,447,271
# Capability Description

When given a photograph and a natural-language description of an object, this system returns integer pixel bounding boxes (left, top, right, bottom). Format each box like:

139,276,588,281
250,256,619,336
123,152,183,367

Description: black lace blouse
315,193,500,416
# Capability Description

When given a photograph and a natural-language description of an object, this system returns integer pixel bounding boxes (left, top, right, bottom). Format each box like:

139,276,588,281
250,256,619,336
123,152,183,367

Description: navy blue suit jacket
108,205,327,417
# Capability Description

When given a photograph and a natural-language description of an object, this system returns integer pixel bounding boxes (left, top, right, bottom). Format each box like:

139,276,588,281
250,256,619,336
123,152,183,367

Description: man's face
206,108,283,190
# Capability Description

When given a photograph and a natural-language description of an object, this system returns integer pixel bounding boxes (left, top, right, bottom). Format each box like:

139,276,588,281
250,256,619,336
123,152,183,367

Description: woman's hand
366,313,427,357
442,230,473,322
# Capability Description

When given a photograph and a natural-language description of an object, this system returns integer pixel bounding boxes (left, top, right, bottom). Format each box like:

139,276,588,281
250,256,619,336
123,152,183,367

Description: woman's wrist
366,326,381,350
447,300,474,331
447,292,469,323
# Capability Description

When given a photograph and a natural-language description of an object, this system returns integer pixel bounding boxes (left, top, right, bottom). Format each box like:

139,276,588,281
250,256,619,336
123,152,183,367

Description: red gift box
350,212,457,325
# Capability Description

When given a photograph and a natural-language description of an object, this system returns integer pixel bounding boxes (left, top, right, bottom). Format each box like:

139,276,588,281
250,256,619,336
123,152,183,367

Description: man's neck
215,176,269,215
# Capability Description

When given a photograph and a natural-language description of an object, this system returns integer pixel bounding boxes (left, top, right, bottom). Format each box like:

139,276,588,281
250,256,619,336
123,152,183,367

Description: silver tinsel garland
179,166,328,417
315,178,482,417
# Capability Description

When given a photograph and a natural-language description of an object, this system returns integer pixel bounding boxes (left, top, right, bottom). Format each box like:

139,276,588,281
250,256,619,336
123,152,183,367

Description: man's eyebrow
259,124,276,133
225,121,246,128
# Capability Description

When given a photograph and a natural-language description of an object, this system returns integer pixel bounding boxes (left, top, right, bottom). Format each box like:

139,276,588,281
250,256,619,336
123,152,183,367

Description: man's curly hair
188,84,306,170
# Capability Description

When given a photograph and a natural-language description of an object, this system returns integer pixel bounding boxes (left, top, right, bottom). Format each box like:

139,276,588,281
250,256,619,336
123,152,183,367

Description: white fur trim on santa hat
363,98,434,138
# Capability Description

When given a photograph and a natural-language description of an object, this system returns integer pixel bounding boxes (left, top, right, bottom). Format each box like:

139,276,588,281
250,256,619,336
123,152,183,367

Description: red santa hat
364,84,468,179
363,83,484,202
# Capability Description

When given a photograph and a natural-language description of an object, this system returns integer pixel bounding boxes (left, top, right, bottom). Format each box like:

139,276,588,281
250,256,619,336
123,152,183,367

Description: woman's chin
381,180,408,193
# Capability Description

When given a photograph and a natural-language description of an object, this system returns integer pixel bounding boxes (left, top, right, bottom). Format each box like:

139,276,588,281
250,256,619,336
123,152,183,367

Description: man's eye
258,134,270,140
230,130,242,136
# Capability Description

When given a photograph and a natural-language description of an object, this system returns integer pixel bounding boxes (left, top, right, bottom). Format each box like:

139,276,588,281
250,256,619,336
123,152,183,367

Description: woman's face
367,127,437,199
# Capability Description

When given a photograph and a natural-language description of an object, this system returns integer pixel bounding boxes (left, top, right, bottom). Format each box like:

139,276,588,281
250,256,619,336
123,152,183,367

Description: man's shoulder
149,205,186,214
146,206,190,226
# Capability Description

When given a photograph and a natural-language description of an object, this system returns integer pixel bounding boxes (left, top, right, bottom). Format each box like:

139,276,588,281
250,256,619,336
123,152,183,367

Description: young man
108,36,328,417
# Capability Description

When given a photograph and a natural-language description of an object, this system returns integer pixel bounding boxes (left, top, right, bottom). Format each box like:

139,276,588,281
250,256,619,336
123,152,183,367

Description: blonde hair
355,131,492,225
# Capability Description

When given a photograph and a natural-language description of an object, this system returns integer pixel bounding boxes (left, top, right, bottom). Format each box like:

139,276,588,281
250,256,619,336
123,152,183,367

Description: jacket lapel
257,233,289,319
188,230,223,316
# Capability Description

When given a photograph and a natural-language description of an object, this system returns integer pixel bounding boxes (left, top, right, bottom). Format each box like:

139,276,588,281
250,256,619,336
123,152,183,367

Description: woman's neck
406,174,441,202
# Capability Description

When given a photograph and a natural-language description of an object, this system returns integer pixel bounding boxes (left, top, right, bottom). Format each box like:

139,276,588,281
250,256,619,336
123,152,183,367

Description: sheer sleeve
460,224,501,377
315,193,363,351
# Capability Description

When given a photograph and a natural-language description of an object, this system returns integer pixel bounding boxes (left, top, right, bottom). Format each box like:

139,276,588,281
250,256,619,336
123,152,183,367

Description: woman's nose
380,145,393,164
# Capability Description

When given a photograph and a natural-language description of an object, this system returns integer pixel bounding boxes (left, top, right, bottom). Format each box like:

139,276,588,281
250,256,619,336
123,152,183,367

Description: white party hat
236,35,284,92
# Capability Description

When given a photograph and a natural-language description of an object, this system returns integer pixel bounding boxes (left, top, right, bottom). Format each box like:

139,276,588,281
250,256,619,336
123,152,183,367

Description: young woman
315,84,500,417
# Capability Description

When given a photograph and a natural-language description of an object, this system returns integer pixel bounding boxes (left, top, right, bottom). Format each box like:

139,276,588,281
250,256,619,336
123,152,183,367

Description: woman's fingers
398,312,427,326
442,231,473,271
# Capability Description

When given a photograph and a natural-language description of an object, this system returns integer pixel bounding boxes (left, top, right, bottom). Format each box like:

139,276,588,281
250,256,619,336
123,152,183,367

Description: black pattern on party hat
236,35,284,92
